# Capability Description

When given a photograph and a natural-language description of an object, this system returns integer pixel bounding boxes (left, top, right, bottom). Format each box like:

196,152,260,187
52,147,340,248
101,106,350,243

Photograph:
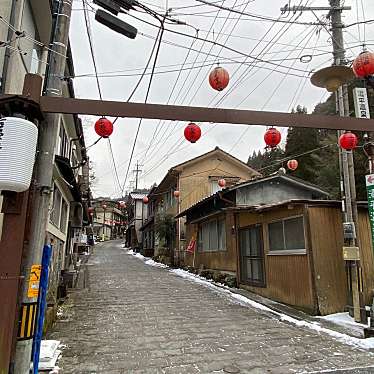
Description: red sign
186,238,196,253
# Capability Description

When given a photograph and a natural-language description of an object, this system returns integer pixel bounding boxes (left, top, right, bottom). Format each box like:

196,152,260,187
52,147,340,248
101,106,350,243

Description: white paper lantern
0,117,38,192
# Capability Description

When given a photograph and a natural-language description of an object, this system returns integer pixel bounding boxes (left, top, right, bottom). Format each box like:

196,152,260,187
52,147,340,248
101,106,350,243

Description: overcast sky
69,0,374,197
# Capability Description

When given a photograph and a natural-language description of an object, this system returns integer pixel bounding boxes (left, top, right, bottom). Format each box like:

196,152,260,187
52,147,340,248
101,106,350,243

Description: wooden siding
357,210,374,304
179,156,257,212
307,206,347,315
238,205,316,313
308,206,374,315
184,212,237,273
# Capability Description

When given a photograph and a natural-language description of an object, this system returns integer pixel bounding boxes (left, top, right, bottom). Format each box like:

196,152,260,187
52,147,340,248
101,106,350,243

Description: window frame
198,217,226,253
267,215,307,255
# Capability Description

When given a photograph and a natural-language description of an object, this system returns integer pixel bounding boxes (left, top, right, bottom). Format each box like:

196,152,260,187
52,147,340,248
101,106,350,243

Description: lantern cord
86,136,102,150
108,139,122,195
119,18,166,196
256,143,336,172
140,33,198,165
141,0,227,165
82,0,103,100
142,1,307,176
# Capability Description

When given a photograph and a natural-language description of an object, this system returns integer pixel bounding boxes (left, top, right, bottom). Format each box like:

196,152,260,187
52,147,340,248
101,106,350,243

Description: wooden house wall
179,157,257,212
307,206,347,315
302,206,374,315
238,206,316,314
184,212,237,273
358,210,374,304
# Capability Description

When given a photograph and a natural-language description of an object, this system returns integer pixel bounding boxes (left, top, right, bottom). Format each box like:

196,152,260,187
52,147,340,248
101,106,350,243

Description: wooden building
178,174,374,315
144,147,260,262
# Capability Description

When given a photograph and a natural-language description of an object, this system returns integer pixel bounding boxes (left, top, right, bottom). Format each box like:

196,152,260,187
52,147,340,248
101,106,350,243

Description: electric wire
119,19,166,196
82,0,122,195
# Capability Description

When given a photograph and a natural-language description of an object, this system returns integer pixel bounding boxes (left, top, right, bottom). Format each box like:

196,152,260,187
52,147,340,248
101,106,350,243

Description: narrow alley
49,242,374,374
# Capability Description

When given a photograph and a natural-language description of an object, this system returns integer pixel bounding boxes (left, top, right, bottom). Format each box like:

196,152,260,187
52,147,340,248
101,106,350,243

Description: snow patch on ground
169,268,374,350
320,312,368,328
145,259,169,268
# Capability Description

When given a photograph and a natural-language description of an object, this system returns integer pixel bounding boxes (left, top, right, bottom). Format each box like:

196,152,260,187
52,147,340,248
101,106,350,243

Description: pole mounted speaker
95,9,137,39
93,0,120,15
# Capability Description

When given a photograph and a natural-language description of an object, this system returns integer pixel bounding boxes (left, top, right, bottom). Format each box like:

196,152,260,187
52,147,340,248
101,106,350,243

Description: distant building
91,197,126,241
125,190,149,250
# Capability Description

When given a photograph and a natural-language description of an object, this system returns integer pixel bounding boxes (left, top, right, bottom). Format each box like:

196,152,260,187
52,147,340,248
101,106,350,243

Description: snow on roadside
145,259,169,268
126,249,374,350
170,268,374,350
320,312,368,328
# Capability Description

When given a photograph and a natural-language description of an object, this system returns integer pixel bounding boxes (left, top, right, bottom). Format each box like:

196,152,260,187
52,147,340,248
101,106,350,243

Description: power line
120,18,166,196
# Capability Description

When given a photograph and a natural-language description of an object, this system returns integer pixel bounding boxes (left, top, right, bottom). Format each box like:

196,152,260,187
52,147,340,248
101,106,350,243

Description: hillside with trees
247,83,374,200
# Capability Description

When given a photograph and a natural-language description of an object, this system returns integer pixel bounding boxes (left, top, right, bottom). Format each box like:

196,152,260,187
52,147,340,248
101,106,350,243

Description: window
268,216,306,253
50,185,62,227
50,184,69,232
198,218,226,252
239,225,265,286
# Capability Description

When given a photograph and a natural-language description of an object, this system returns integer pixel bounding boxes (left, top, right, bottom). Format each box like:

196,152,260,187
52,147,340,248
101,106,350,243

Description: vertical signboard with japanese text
365,175,374,250
353,87,371,119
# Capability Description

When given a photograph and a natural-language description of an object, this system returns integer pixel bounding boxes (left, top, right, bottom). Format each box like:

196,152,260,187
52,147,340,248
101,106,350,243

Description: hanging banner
353,88,370,119
365,174,374,249
186,237,196,254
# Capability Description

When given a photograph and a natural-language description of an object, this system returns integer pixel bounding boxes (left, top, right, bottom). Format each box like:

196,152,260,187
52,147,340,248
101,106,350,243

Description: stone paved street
49,241,374,374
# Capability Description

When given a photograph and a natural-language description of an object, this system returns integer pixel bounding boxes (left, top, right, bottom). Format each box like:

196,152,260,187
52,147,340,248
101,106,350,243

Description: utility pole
14,0,73,372
282,0,365,322
329,0,365,323
132,161,143,190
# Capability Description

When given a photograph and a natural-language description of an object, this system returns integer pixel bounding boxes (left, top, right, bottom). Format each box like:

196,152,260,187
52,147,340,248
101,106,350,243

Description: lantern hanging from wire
339,131,358,151
118,200,126,208
143,196,149,204
264,127,281,148
218,178,226,188
184,123,201,143
352,51,374,78
209,66,230,91
94,117,113,138
102,204,107,209
287,159,298,171
174,190,180,198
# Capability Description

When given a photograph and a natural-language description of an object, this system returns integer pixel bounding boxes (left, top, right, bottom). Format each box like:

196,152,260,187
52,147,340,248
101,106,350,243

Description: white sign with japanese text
353,87,370,119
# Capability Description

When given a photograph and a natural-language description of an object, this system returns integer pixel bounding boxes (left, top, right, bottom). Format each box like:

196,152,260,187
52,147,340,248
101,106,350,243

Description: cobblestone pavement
49,241,374,374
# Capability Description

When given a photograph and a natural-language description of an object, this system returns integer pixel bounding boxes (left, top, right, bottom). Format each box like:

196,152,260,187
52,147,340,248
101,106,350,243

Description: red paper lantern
352,51,374,78
287,159,298,171
174,190,180,198
88,207,94,213
339,132,358,151
209,66,230,91
184,123,201,143
89,212,94,216
118,201,126,208
94,117,113,138
102,204,107,209
218,179,226,188
143,196,149,204
264,127,281,148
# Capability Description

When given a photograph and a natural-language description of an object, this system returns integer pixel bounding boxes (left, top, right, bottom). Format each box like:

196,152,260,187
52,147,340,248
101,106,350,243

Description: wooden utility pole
13,0,73,372
133,161,143,190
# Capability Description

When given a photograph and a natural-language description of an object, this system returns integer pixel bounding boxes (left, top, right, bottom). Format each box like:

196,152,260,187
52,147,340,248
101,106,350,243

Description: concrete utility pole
282,1,365,322
329,0,365,323
14,0,73,372
133,161,143,190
